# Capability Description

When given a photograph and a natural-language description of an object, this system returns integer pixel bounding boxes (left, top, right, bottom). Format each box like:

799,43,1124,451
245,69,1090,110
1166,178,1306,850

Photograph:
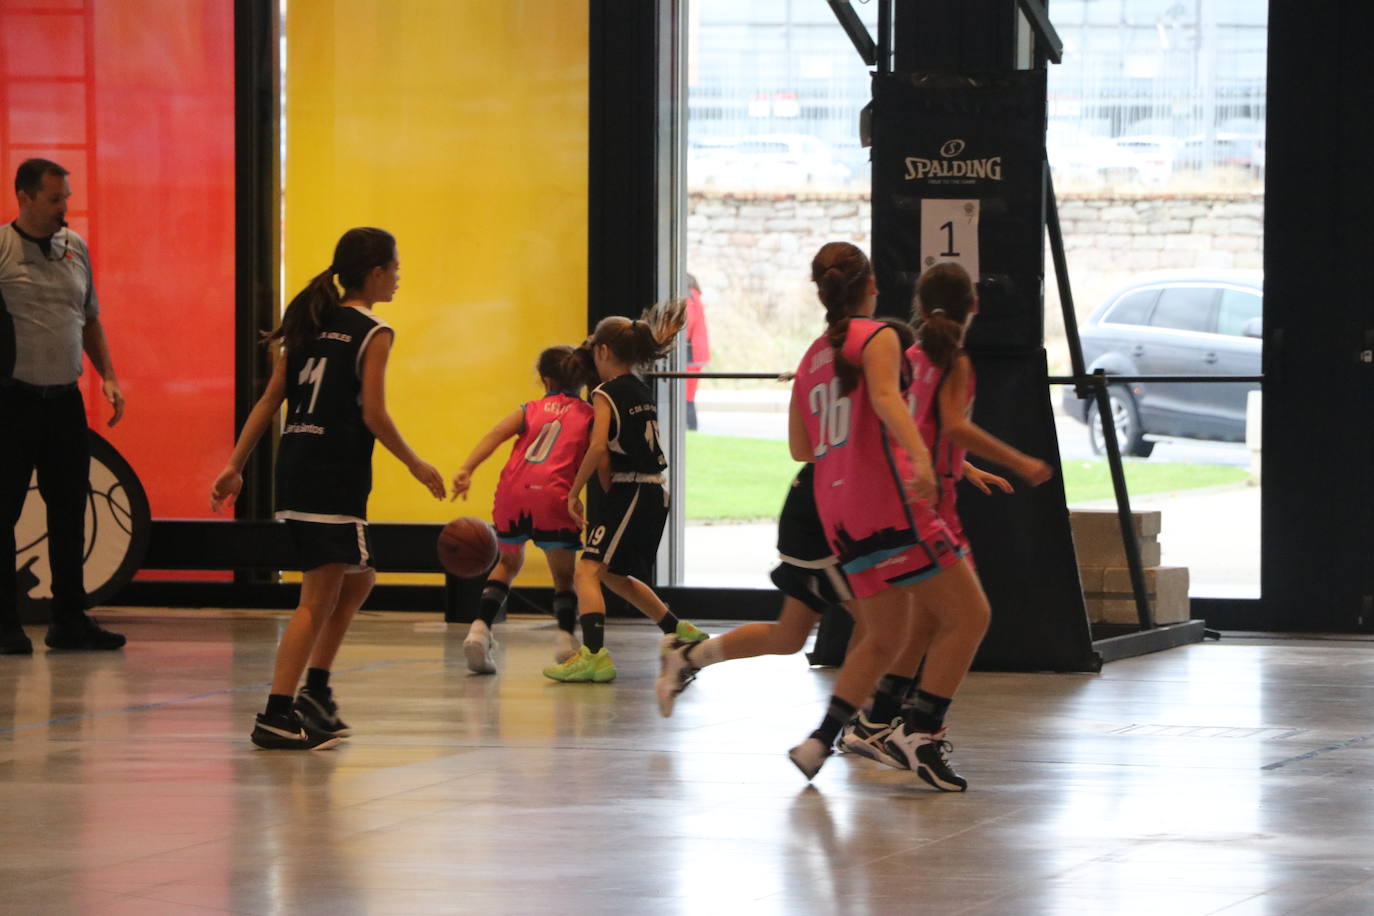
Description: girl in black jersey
210,228,446,750
542,302,710,683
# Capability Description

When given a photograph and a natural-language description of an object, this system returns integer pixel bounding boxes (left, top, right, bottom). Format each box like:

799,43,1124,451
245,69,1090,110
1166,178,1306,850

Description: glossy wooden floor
3,611,1374,915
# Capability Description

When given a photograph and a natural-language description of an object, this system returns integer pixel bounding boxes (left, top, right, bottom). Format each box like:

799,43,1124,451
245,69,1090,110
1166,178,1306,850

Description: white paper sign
919,198,980,282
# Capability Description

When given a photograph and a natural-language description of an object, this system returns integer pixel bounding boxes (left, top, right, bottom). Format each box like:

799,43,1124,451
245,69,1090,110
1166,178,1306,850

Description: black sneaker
884,726,967,792
294,687,351,737
44,615,126,651
1,625,33,655
250,711,342,750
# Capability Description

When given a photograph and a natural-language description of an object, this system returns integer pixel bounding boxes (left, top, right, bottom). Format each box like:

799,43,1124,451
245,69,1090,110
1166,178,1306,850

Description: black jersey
275,306,392,521
593,373,666,479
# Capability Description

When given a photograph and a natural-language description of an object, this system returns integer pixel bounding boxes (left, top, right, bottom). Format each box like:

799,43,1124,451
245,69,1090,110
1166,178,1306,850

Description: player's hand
903,466,937,504
450,469,472,501
409,459,446,500
103,377,125,427
964,465,1013,495
210,467,241,513
775,371,796,382
1017,457,1054,487
568,494,585,528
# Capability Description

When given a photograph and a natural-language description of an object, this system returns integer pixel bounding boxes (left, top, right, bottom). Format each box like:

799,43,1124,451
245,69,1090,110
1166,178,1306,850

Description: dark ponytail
811,242,873,395
589,299,687,371
537,344,596,393
913,261,975,370
267,227,396,352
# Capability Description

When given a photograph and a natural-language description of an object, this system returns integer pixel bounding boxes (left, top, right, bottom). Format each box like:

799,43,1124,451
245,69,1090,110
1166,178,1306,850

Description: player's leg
464,545,523,674
295,565,375,737
884,557,990,791
788,585,914,780
544,547,580,662
838,607,932,768
541,555,617,683
252,562,348,750
0,391,39,654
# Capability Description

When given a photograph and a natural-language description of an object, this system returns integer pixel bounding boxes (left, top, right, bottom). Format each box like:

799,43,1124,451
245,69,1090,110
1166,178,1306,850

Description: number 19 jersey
275,305,392,522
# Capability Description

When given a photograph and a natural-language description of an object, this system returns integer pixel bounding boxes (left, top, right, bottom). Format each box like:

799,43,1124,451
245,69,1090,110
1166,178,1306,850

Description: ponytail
913,261,976,371
537,344,597,393
589,299,687,371
267,267,340,352
811,242,874,395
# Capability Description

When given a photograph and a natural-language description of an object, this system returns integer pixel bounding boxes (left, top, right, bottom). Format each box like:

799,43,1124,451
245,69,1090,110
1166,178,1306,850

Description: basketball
437,517,498,578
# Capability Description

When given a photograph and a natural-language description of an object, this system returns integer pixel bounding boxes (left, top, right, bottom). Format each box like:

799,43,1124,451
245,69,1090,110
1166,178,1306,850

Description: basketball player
451,345,596,674
210,227,446,750
542,303,709,683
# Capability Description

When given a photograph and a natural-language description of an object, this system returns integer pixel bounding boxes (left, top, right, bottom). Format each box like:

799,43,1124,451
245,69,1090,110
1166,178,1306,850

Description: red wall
1,1,236,578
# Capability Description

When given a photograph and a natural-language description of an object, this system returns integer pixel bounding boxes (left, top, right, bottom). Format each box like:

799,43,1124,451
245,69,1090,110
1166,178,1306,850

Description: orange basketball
437,517,499,578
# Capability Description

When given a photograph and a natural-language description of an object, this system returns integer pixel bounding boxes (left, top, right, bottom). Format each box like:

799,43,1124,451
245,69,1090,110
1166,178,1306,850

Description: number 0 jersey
593,373,666,481
906,342,976,541
275,305,392,522
496,393,595,497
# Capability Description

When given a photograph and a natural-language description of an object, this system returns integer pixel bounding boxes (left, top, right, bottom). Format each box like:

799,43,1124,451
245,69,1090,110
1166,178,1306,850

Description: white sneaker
787,737,832,781
654,644,698,718
552,629,579,664
463,621,497,674
838,714,905,769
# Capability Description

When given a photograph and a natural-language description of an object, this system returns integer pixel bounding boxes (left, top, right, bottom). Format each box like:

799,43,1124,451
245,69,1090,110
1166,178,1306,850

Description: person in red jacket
684,273,711,430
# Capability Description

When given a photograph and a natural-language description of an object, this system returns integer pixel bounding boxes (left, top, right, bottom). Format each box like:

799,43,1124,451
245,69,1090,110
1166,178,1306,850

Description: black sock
305,667,331,696
477,581,510,627
581,613,606,653
656,611,680,636
869,673,914,725
902,688,953,734
264,693,293,719
552,591,578,634
809,695,858,747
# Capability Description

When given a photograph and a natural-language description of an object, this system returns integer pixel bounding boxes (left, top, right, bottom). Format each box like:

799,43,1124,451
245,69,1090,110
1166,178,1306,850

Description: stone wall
686,190,1263,376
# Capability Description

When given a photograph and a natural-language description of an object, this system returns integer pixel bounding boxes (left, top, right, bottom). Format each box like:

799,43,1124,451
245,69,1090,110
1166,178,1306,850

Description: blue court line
0,659,415,737
1261,732,1374,770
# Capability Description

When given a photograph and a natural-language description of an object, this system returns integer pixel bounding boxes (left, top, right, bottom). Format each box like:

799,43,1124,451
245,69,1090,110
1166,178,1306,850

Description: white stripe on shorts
600,485,640,566
822,564,855,603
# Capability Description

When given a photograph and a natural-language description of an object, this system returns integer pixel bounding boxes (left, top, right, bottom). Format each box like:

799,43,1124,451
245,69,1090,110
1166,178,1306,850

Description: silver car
1060,271,1262,457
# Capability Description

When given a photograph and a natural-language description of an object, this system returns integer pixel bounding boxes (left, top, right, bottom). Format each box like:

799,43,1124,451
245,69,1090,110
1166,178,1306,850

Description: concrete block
1070,509,1163,567
1096,566,1191,624
1071,508,1162,539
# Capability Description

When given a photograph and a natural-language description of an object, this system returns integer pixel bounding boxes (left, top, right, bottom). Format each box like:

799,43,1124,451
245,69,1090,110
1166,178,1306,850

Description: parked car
1060,271,1263,457
688,133,850,189
1047,135,1168,187
1174,133,1266,175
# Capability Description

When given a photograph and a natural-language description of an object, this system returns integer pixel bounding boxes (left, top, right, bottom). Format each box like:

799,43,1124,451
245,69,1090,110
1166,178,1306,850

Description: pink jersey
906,343,976,541
792,319,953,580
495,393,594,502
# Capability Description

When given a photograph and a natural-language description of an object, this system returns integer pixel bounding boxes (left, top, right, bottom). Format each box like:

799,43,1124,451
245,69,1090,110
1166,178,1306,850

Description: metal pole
1091,370,1155,630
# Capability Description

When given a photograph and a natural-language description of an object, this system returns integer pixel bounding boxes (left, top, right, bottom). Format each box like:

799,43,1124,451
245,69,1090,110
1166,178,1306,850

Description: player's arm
210,353,287,512
863,327,936,503
938,355,1051,486
788,388,813,462
451,408,524,501
567,393,612,526
360,329,446,499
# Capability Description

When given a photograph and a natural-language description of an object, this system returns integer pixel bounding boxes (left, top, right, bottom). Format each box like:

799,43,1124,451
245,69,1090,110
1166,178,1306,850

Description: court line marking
1261,732,1374,770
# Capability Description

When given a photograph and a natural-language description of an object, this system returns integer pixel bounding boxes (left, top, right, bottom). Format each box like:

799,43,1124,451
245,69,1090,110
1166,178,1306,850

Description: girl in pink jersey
451,346,596,674
839,261,1053,784
786,243,1012,791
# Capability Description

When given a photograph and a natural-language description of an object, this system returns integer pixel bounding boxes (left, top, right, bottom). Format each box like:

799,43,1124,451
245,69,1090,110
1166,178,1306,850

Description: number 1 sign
919,199,980,283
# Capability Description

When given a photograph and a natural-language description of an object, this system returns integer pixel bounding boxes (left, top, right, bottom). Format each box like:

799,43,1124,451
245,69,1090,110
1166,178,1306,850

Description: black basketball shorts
286,519,374,573
772,465,853,614
582,482,669,581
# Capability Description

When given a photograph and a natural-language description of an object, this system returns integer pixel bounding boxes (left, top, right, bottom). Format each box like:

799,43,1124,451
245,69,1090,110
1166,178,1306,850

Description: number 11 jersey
275,305,392,522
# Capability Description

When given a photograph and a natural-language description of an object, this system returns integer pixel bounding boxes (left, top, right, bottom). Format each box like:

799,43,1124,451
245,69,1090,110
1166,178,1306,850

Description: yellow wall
284,1,589,585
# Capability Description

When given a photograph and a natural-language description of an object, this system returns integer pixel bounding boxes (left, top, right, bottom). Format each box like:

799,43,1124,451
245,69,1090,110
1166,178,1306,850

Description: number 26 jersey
275,305,392,522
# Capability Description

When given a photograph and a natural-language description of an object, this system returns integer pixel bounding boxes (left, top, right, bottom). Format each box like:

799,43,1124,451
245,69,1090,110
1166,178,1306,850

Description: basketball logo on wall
14,431,150,618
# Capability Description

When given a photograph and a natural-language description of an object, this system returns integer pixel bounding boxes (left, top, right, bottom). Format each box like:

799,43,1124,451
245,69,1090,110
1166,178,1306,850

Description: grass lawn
683,432,1251,521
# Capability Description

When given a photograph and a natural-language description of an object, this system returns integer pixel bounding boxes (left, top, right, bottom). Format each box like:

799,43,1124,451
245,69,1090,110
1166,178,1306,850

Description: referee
1,159,125,654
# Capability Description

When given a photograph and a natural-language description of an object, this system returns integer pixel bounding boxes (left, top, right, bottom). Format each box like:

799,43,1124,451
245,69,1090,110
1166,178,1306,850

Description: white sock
686,637,726,668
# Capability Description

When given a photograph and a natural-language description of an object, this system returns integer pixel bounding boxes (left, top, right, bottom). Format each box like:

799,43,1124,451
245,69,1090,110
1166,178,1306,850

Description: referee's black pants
1,387,90,629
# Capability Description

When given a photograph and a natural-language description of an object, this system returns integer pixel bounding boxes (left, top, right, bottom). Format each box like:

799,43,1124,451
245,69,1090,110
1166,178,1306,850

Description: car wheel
1087,387,1153,458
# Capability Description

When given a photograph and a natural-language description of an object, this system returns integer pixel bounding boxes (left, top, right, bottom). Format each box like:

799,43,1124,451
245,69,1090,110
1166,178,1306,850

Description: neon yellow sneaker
672,621,709,646
542,646,617,683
